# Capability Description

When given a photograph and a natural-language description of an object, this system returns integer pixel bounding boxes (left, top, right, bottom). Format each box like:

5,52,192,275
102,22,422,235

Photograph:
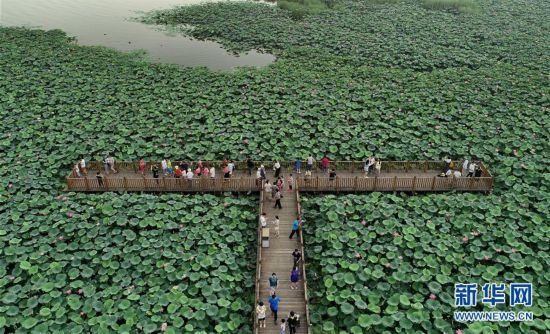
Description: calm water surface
0,0,275,69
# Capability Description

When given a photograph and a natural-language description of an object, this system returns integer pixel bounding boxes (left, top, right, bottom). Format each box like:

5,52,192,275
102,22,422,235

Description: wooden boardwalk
66,160,493,193
65,160,493,333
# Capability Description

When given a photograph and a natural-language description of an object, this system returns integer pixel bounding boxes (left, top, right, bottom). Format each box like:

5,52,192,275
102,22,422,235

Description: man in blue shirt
289,217,300,239
269,293,280,323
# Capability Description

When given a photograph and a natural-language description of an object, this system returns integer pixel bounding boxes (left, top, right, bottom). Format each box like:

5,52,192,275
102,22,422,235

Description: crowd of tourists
439,158,483,178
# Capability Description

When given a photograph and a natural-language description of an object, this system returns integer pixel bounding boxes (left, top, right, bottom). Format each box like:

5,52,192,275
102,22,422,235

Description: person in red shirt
174,166,183,178
321,156,330,174
139,158,146,175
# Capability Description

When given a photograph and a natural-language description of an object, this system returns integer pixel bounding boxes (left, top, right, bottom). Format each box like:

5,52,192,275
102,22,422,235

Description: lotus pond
0,0,549,333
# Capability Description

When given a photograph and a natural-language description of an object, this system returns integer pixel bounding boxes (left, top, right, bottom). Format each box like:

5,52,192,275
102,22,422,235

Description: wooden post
104,177,109,191
431,176,436,191
469,177,474,190
412,176,416,193
405,161,410,172
351,162,354,174
354,176,358,191
373,176,378,191
316,176,319,192
123,177,128,189
423,161,427,173
162,177,166,191
84,177,90,191
392,176,397,192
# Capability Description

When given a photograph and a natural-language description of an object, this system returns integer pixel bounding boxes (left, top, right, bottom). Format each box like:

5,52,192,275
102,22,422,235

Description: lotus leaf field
0,0,549,333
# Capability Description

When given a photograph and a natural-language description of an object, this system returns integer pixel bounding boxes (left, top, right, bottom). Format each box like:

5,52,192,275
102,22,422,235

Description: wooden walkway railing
66,160,493,193
295,182,311,334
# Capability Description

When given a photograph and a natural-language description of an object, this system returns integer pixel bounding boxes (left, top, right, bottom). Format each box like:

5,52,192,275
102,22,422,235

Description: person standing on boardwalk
167,159,173,175
280,319,286,334
274,189,282,209
209,166,216,178
271,181,278,200
151,164,160,179
202,165,209,177
287,311,299,334
186,168,194,179
321,156,330,174
269,272,279,295
256,301,267,328
375,160,381,176
290,266,300,290
223,165,230,179
96,171,104,187
292,249,302,267
228,160,235,176
295,159,301,174
139,158,146,176
260,212,268,228
79,158,87,176
106,154,117,174
277,177,284,197
269,294,280,324
174,166,182,178
247,158,254,176
74,163,81,177
103,155,111,174
467,162,476,177
264,180,272,200
289,218,300,239
273,161,281,178
329,168,337,181
260,165,266,180
288,174,294,191
462,159,469,176
306,155,314,172
161,159,168,176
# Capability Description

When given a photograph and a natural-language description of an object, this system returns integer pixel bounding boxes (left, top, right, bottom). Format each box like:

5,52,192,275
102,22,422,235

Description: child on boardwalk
272,216,280,238
288,174,294,191
256,301,266,328
79,158,87,175
280,319,286,334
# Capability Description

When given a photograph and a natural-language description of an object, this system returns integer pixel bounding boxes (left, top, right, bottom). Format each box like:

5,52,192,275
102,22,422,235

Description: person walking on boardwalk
167,159,173,175
289,218,300,239
280,319,286,334
228,160,235,175
292,249,302,267
201,165,209,177
256,167,262,180
290,266,300,290
209,165,216,178
274,189,282,209
467,161,477,177
272,216,280,238
247,158,254,176
223,164,230,179
277,177,284,197
306,155,314,172
295,159,301,174
273,161,281,178
269,294,280,324
287,311,299,334
271,181,278,200
103,155,111,174
264,180,272,200
96,171,104,187
269,272,279,295
106,154,117,174
321,156,330,174
260,165,266,180
260,212,268,228
139,158,146,176
194,165,202,177
256,301,267,328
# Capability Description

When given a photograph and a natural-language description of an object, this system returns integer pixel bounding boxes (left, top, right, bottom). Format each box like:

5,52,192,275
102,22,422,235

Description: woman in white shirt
256,301,266,328
209,166,216,178
186,169,194,179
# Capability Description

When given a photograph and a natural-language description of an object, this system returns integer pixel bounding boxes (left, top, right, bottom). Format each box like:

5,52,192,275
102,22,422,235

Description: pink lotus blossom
66,289,72,295
77,289,83,295
354,252,362,259
496,248,502,253
462,236,469,242
392,231,400,237
512,149,518,156
80,312,85,317
8,183,13,189
161,323,168,331
243,139,249,145
58,236,64,241
223,203,229,208
511,248,517,253
429,293,437,300
67,212,74,218
398,256,403,260
179,224,184,229
456,330,463,334
484,256,490,261
361,220,367,226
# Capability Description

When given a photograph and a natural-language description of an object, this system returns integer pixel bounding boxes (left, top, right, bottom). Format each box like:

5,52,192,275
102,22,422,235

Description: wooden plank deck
65,160,493,193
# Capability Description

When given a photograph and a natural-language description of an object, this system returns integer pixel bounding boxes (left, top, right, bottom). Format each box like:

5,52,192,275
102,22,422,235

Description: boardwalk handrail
66,160,493,193
253,192,264,334
295,183,312,334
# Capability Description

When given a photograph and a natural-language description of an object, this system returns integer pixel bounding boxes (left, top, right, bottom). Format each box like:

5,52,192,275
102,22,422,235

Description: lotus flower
456,330,463,334
384,263,391,268
160,307,165,313
243,139,249,145
511,248,517,253
67,211,74,218
361,220,367,226
392,231,400,237
223,203,229,208
512,149,518,156
8,182,13,189
66,289,72,295
354,252,362,259
58,236,64,241
484,256,490,261
462,236,469,242
80,312,85,317
429,293,437,300
496,248,502,253
398,256,403,260
161,323,168,331
8,275,15,281
77,289,83,295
